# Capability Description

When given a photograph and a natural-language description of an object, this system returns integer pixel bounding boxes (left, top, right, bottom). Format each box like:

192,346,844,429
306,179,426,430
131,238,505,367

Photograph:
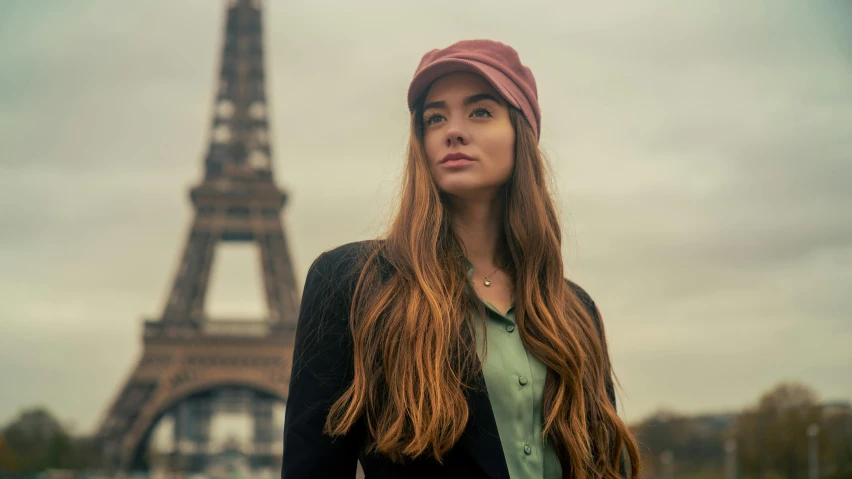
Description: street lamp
808,423,820,479
724,438,738,479
660,450,674,479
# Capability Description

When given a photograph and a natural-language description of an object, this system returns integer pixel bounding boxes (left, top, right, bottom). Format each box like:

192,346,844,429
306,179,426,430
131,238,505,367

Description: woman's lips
440,159,475,168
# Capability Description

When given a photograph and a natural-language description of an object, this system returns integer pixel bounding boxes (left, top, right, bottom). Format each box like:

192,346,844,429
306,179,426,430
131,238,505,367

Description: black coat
281,241,619,479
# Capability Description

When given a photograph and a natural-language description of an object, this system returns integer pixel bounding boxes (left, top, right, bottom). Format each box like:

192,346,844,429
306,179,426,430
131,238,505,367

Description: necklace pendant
484,278,491,287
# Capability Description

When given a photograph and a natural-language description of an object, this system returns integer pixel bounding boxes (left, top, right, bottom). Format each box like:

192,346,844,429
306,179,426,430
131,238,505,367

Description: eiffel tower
97,0,298,471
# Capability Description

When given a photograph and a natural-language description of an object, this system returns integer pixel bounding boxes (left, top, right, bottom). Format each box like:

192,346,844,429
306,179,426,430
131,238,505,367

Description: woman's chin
438,181,475,197
436,180,500,201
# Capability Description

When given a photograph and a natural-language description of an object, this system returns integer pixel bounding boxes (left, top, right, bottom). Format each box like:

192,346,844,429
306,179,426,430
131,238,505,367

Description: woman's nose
445,126,470,147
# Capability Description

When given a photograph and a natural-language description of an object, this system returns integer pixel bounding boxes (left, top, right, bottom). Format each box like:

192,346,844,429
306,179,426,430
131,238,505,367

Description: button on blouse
466,258,561,479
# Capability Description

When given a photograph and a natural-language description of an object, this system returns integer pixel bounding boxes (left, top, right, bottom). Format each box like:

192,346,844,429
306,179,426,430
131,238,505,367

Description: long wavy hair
324,100,641,479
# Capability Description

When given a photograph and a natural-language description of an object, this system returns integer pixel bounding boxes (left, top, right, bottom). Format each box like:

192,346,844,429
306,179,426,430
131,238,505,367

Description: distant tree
2,407,66,470
65,435,102,470
630,382,852,479
733,382,852,479
0,406,96,472
0,435,20,472
630,408,732,478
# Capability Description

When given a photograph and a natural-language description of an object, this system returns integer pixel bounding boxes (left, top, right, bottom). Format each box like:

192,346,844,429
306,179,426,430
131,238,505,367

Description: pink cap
407,39,541,140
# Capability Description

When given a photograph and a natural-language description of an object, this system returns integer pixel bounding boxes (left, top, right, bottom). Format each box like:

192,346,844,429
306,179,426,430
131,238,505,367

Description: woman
281,39,641,479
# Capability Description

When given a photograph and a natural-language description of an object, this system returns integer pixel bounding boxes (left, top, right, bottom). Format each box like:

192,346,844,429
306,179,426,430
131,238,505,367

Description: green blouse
466,259,561,479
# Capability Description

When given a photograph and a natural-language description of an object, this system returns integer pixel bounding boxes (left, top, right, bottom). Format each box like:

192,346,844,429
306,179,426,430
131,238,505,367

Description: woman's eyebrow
423,93,501,112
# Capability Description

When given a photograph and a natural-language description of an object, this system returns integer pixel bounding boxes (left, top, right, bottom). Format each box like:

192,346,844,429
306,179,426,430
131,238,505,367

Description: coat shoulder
310,240,384,278
564,277,603,336
565,278,597,314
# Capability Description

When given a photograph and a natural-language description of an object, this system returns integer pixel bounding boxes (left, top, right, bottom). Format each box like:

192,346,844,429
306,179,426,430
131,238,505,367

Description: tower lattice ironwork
96,0,298,470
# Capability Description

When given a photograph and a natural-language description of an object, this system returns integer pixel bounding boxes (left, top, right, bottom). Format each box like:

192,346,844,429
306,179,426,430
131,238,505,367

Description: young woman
281,39,641,479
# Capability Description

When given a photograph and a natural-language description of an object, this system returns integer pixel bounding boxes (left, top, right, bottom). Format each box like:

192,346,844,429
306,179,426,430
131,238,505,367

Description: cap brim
407,58,523,113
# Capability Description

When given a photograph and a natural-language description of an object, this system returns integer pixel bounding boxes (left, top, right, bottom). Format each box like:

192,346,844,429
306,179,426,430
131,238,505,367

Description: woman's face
422,72,515,201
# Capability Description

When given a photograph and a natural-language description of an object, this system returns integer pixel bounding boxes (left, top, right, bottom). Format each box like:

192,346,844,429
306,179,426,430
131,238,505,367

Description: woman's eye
424,114,443,125
424,107,491,125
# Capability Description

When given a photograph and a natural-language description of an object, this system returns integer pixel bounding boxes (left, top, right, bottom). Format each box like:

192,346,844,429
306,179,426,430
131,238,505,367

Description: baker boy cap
407,39,541,140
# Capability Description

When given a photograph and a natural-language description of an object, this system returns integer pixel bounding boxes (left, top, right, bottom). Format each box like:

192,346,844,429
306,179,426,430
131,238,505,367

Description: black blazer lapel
457,369,511,479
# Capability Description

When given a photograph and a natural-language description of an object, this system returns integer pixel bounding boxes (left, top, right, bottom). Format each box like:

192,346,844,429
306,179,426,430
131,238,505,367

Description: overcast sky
1,0,850,434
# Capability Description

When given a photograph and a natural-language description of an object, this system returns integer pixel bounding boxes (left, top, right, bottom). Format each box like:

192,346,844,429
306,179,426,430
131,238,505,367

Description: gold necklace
483,266,500,287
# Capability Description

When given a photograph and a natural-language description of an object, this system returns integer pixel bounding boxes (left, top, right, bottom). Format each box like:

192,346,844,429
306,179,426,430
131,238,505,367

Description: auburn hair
324,102,641,479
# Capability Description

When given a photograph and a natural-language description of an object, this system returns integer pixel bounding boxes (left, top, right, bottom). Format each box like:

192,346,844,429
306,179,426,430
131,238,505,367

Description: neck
448,191,505,267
